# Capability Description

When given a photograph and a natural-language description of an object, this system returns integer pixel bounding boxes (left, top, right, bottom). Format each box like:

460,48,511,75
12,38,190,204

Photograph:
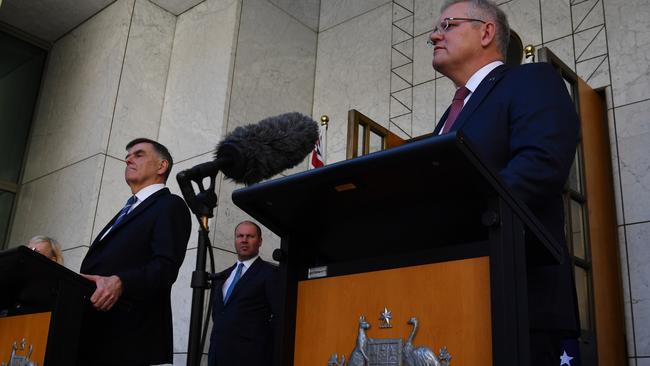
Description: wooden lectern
0,246,94,365
232,132,563,366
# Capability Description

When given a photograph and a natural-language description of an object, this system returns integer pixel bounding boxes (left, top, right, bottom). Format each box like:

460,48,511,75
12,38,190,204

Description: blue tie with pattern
224,263,244,303
112,195,137,229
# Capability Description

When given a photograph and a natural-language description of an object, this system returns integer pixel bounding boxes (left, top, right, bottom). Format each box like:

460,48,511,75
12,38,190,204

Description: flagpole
320,115,329,165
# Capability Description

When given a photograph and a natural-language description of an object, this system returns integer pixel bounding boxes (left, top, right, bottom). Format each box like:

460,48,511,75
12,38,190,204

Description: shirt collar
237,255,259,269
465,61,504,93
133,183,165,204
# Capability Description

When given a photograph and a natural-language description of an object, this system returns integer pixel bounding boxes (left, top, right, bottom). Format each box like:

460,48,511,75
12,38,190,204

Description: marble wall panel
413,32,436,85
541,0,572,42
158,0,240,162
614,100,650,224
91,156,133,241
62,246,89,273
412,79,436,137
543,35,576,72
627,222,650,356
572,0,604,33
22,0,134,182
9,155,105,250
414,0,443,36
313,3,392,164
319,0,390,31
604,0,650,106
107,0,176,158
499,0,542,49
574,25,606,62
434,76,454,123
269,0,321,31
226,0,317,128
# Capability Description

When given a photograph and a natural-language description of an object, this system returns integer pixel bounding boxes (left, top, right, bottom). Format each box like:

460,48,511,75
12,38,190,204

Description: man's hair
441,0,510,59
28,235,64,265
235,220,262,238
126,138,174,182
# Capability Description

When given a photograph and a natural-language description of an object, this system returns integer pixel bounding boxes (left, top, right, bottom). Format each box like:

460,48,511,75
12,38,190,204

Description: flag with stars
309,120,326,169
559,338,580,366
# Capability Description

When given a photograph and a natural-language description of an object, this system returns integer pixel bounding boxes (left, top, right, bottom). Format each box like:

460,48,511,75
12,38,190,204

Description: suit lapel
224,257,264,306
450,65,509,132
89,188,170,250
215,264,236,307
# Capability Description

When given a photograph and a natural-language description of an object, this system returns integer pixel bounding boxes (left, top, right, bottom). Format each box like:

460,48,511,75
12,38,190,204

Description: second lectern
232,132,563,366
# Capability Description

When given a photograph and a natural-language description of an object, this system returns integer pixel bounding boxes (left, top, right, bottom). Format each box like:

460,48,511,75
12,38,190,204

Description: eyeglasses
427,17,487,46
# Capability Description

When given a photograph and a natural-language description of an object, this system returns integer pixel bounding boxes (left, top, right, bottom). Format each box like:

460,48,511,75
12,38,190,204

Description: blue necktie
112,196,137,229
224,263,244,303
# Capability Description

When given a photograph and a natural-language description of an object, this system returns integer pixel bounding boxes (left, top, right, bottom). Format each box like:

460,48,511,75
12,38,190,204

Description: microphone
178,112,319,185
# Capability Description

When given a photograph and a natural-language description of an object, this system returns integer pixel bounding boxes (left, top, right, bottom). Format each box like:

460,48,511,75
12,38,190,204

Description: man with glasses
429,0,580,364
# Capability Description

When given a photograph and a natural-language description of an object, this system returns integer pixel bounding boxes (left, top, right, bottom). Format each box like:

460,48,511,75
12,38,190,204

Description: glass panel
0,32,46,183
357,125,365,156
575,266,591,330
567,149,582,193
571,199,586,260
0,190,15,247
369,130,383,154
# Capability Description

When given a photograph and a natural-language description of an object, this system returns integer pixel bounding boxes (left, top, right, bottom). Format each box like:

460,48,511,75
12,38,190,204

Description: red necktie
441,86,470,134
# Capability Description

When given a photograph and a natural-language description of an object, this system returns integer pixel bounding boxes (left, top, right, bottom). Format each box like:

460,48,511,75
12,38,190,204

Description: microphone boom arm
176,157,231,366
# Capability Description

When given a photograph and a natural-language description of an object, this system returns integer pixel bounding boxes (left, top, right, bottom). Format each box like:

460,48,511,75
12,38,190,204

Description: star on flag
560,350,574,366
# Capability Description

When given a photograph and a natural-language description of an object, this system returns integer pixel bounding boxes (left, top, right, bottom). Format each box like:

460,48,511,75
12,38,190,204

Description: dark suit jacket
79,187,191,365
208,257,279,366
434,63,580,334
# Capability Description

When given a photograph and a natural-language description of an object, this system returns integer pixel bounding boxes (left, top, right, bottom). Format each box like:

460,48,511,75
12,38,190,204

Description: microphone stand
176,162,224,366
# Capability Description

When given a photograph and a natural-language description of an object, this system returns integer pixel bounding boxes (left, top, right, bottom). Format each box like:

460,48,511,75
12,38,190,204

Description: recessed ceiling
0,0,116,45
149,0,205,16
0,0,211,46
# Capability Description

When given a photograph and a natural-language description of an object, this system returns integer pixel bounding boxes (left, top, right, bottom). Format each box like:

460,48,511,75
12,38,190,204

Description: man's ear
158,159,170,176
480,22,497,48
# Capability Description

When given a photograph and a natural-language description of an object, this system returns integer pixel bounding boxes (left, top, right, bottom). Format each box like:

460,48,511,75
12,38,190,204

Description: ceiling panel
0,0,116,44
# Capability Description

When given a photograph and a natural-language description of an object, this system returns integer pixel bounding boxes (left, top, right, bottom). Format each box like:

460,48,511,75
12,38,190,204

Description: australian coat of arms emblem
328,314,451,366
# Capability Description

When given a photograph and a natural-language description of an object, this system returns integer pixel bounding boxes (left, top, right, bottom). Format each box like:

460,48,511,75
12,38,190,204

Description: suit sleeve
499,63,580,210
117,195,192,301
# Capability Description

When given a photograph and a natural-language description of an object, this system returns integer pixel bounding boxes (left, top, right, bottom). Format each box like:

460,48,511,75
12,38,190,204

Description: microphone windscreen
216,112,319,185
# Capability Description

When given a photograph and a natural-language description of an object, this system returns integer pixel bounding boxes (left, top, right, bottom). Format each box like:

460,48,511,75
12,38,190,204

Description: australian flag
559,339,581,366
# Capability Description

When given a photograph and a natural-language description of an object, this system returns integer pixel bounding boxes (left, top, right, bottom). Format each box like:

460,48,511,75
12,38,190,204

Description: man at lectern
78,138,191,366
208,220,280,366
429,0,580,364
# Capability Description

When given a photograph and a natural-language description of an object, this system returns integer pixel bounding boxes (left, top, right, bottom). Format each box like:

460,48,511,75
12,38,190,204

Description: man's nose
430,30,443,43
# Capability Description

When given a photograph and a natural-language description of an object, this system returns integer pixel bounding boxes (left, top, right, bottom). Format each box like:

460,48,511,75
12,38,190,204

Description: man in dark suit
208,220,279,366
429,0,580,364
79,138,191,366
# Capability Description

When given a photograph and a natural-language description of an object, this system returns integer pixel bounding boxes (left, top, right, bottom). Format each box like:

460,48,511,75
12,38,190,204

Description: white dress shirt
222,255,259,299
100,183,166,240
